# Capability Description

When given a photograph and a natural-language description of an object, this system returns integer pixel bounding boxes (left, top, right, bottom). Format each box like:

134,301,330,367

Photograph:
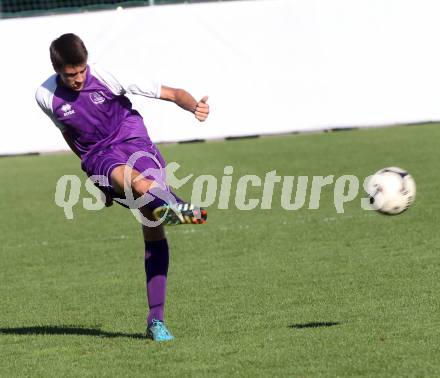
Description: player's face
59,63,87,91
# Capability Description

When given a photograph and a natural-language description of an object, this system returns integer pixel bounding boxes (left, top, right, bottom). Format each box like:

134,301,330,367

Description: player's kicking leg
110,165,207,225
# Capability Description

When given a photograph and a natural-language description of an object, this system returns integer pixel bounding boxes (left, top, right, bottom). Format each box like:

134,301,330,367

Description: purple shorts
81,137,167,202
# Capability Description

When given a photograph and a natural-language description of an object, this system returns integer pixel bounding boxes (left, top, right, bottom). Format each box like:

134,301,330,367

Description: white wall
1,0,440,154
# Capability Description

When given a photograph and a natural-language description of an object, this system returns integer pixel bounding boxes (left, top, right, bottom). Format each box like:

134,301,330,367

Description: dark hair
50,33,88,72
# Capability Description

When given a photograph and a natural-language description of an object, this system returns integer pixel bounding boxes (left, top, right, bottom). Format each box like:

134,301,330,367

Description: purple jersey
35,64,162,160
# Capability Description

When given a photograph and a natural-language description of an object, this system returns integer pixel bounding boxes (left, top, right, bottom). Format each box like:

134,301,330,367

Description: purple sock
145,239,169,325
145,187,184,211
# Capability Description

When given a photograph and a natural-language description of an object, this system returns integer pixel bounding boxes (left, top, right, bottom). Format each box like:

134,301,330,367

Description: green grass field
1,124,439,377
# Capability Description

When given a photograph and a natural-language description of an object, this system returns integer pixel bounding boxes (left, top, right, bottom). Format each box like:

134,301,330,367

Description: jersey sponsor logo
61,103,75,117
89,91,106,104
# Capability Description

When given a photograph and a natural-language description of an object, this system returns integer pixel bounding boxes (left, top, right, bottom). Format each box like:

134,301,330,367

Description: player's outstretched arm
160,86,209,122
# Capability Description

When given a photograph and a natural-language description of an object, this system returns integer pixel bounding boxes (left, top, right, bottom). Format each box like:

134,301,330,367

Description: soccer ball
366,167,416,215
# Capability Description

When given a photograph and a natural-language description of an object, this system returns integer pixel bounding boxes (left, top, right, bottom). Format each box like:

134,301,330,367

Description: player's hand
195,96,209,122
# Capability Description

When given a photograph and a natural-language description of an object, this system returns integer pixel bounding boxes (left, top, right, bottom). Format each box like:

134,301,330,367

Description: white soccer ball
366,167,416,215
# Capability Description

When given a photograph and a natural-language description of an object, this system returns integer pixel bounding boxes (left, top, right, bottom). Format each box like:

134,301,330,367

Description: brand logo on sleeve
61,103,75,117
90,91,106,104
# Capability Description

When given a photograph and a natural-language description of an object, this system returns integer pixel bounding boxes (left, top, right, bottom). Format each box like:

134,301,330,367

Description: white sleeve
90,63,162,99
35,75,67,132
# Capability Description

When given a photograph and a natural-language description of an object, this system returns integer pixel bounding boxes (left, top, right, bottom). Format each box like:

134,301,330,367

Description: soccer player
35,33,209,341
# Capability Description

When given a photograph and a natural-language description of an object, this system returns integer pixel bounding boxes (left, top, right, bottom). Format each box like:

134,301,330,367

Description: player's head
50,33,88,91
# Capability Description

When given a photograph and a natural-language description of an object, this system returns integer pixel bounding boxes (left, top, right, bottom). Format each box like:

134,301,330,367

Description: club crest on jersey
90,91,106,104
61,103,75,117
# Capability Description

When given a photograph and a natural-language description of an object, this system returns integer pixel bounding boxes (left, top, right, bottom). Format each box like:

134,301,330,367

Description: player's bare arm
160,85,209,122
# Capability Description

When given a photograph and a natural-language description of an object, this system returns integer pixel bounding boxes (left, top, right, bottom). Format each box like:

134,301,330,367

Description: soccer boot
146,319,175,342
153,203,207,225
